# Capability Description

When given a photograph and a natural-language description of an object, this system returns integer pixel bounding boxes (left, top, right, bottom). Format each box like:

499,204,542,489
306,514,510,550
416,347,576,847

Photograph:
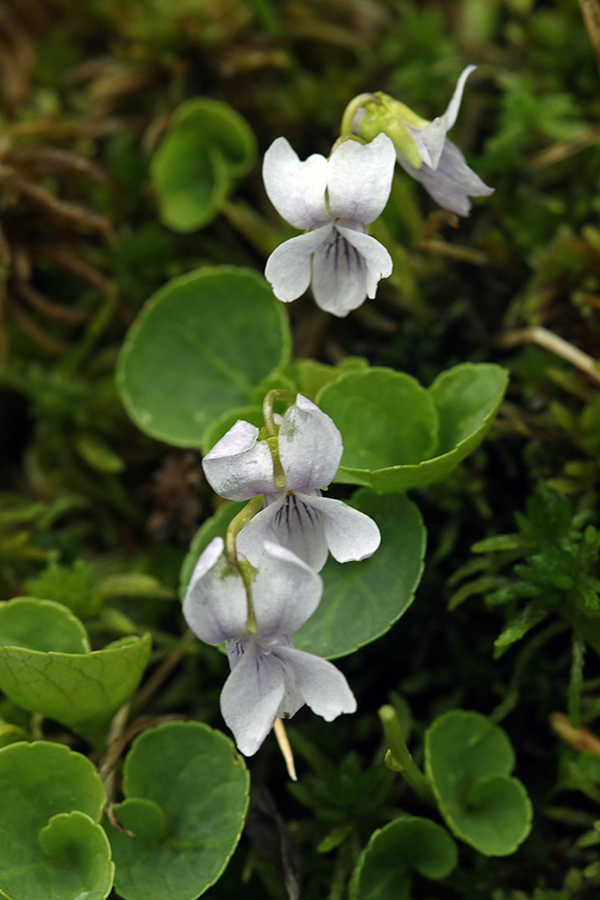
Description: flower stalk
379,705,436,806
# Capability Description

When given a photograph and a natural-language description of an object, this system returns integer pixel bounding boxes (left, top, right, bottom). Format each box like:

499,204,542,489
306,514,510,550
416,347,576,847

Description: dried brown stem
7,298,70,353
499,326,600,385
16,281,92,324
578,0,600,76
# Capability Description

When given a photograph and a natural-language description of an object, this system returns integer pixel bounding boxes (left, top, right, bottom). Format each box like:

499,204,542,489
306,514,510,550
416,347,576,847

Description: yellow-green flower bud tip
354,92,428,170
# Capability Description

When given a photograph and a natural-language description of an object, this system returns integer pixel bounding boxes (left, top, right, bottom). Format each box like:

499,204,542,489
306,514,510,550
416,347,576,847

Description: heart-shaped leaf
295,489,426,658
318,364,508,492
350,816,458,900
117,267,291,449
425,710,532,856
106,721,249,900
0,597,151,742
0,596,89,652
151,98,256,232
0,741,113,900
317,367,439,474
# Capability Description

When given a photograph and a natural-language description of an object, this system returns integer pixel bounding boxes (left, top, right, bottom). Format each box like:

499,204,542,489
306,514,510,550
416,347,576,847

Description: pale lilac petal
419,65,476,169
263,137,329,229
397,138,493,217
308,496,381,563
276,645,357,719
326,134,396,223
220,643,285,755
279,394,343,490
311,229,369,317
236,499,281,566
183,538,248,644
238,493,329,572
252,541,323,635
439,65,477,134
265,225,333,303
336,224,393,299
203,420,276,501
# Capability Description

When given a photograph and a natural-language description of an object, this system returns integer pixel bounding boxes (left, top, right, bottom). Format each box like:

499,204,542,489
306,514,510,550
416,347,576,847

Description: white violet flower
183,537,357,756
202,394,381,572
355,66,493,217
263,133,396,317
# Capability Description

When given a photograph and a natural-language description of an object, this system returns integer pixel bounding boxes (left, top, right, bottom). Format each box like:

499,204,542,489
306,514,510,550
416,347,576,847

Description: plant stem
378,705,436,806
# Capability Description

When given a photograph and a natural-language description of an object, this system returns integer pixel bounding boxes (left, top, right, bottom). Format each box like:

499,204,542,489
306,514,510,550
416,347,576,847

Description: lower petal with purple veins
238,493,329,572
311,228,369,317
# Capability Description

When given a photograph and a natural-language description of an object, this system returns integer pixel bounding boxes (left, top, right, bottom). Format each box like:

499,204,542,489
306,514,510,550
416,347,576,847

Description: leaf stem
379,705,436,806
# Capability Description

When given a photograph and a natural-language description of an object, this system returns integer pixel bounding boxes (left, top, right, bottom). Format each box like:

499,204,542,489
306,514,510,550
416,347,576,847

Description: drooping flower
183,537,357,756
263,133,396,317
354,66,493,217
202,394,381,572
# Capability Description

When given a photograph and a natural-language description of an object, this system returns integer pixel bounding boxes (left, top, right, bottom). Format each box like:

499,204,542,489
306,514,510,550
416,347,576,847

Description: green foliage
350,817,458,900
0,598,151,743
294,490,426,658
106,721,249,900
318,363,508,493
117,267,291,449
3,0,600,896
425,710,533,856
151,98,257,233
0,741,113,900
451,485,600,657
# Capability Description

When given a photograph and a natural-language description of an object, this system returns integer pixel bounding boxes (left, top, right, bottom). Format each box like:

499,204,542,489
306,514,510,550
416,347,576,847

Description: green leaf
425,710,532,856
24,562,102,616
287,357,369,401
117,267,291,449
294,490,426,659
151,98,256,232
75,433,126,473
493,604,549,657
319,364,508,493
0,741,113,900
350,817,458,900
317,367,439,474
0,597,89,653
0,599,151,741
107,721,250,900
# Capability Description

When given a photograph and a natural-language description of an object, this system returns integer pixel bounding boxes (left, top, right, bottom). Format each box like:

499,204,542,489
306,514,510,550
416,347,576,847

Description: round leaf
320,364,508,493
0,741,112,900
117,267,291,448
0,597,89,653
151,98,256,232
0,631,152,743
350,817,458,900
294,489,426,659
317,368,439,472
425,710,533,856
107,721,249,900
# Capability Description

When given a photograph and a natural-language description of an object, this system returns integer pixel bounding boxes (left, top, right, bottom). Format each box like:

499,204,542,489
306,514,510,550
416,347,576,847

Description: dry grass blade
7,299,70,353
0,164,116,241
9,146,116,188
578,0,600,76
